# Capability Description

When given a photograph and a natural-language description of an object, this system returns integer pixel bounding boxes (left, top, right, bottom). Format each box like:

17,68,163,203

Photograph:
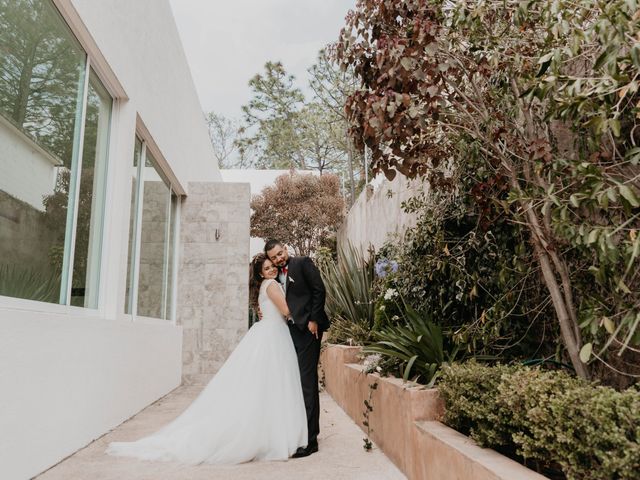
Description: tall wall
0,1,235,479
0,312,182,480
68,0,221,187
178,182,251,385
338,175,428,253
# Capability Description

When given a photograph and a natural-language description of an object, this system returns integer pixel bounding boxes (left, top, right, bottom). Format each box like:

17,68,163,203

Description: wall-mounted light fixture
215,228,221,241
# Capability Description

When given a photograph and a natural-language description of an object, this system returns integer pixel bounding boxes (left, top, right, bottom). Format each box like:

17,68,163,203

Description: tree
238,58,362,185
239,61,307,170
250,171,345,256
206,112,254,169
309,48,365,204
0,0,85,165
336,0,640,380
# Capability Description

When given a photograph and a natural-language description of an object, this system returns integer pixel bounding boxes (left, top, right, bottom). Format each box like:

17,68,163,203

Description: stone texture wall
177,182,250,385
137,181,170,319
338,175,427,253
0,190,58,272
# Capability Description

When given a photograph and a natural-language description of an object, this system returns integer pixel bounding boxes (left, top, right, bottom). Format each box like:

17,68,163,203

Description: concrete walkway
36,386,405,480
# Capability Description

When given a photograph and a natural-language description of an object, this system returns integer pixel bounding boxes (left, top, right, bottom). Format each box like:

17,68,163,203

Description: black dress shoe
291,443,319,458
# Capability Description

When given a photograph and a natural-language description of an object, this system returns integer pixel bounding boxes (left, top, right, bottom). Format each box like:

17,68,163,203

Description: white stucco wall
0,1,224,479
0,310,182,480
69,0,221,187
338,174,428,253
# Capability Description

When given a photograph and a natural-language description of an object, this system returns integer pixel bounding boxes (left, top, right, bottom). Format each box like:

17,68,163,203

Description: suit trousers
288,324,323,447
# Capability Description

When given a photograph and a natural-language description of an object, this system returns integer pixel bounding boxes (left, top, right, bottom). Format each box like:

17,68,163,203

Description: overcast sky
168,0,356,120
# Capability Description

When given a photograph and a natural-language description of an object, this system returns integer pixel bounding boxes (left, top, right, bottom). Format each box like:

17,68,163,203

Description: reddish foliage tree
334,0,640,378
250,172,345,256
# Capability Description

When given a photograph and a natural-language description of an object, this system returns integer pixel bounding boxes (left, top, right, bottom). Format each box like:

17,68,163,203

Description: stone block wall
177,181,250,385
137,181,170,319
0,190,59,274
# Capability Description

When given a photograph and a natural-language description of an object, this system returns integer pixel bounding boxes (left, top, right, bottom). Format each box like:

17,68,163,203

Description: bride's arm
266,281,291,318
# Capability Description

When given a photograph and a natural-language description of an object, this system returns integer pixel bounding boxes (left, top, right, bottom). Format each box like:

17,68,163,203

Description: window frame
0,1,117,313
0,0,183,322
126,136,181,325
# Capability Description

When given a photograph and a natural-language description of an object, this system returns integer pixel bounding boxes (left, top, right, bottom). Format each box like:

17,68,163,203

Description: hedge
439,362,640,480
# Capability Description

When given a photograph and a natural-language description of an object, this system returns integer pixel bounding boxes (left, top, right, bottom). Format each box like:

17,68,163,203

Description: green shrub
439,362,640,479
383,191,557,361
500,369,640,480
439,361,519,447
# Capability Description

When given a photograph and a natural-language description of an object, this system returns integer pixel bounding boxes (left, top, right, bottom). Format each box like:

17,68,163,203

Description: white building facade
0,1,250,478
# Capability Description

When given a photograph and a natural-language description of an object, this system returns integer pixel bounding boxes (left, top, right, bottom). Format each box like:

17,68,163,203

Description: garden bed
320,344,548,480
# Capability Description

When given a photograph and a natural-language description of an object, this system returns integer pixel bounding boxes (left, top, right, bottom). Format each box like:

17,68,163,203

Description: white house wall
0,120,57,211
0,310,182,480
68,0,221,188
0,1,234,479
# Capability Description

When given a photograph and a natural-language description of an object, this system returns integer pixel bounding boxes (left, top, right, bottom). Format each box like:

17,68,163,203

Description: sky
168,0,357,120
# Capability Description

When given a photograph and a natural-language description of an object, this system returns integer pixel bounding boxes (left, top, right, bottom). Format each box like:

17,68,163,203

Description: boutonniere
288,276,295,284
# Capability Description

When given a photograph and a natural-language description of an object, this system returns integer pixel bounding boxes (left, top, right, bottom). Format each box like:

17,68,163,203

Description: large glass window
69,72,112,307
125,139,178,320
0,0,111,306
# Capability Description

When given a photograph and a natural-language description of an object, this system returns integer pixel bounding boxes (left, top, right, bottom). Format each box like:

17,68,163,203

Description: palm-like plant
320,243,375,344
0,264,60,303
365,306,459,386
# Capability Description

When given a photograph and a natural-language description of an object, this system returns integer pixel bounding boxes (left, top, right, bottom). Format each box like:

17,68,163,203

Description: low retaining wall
320,344,548,480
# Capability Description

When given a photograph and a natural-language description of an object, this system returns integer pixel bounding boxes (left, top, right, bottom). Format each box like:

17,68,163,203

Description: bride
106,254,307,464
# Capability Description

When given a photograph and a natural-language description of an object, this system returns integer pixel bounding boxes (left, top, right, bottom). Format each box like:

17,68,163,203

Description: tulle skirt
106,317,307,464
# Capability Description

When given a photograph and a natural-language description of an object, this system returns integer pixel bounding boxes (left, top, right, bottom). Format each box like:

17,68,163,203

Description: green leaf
619,185,640,207
404,355,418,381
618,279,632,294
609,119,621,137
579,343,592,363
625,147,640,166
631,44,640,68
570,194,581,208
603,317,615,335
587,229,599,244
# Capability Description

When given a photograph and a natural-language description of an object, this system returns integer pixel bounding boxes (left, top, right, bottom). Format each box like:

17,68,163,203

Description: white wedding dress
106,279,307,464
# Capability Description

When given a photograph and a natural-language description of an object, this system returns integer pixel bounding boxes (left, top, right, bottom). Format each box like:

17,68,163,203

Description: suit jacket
280,256,330,332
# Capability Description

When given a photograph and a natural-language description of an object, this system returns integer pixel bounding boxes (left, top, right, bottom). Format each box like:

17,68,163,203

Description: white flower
379,305,386,311
363,354,382,373
383,288,398,300
289,276,295,283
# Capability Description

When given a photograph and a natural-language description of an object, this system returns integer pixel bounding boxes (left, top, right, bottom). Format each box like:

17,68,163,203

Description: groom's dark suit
279,255,330,448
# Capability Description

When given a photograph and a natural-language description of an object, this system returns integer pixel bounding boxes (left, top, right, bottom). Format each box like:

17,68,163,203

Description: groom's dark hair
264,239,283,253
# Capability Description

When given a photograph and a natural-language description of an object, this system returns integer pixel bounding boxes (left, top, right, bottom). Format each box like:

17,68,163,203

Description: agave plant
0,263,60,303
364,305,459,386
319,242,376,345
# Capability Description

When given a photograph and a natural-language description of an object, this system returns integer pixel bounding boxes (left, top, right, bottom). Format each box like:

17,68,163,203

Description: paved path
36,386,405,480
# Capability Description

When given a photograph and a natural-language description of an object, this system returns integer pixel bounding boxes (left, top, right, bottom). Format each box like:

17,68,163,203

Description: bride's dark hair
249,253,268,311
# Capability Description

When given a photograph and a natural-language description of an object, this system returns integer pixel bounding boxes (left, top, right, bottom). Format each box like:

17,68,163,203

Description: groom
265,239,330,458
